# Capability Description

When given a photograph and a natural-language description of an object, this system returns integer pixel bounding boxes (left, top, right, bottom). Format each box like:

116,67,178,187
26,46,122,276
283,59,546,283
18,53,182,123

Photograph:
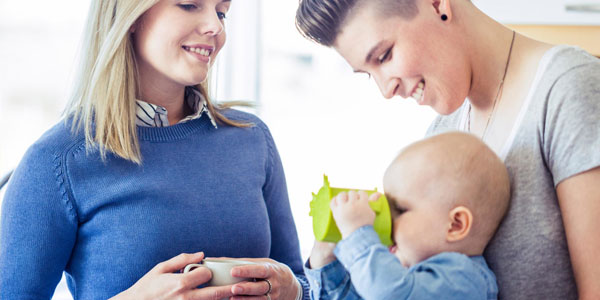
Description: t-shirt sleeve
543,62,600,186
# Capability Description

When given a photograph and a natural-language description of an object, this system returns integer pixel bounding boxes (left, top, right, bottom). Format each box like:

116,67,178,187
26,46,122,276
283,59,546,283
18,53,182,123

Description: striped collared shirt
135,86,218,128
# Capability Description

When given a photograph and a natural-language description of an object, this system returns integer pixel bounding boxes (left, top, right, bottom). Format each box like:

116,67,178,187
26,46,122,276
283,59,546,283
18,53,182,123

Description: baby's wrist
339,222,368,239
309,252,336,269
309,241,337,269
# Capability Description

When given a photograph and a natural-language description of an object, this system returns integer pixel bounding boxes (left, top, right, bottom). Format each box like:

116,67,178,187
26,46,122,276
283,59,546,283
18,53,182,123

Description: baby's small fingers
346,190,359,202
330,193,341,209
336,192,349,203
357,190,370,201
368,192,381,202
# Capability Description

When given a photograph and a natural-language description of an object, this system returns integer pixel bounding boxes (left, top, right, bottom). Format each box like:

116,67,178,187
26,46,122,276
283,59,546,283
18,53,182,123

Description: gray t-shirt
427,46,600,299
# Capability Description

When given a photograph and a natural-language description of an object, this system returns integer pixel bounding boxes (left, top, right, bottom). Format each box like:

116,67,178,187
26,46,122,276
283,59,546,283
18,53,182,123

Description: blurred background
0,0,598,299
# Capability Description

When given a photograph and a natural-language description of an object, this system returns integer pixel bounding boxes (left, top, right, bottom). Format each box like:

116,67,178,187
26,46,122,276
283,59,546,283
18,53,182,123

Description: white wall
472,0,600,25
0,0,89,177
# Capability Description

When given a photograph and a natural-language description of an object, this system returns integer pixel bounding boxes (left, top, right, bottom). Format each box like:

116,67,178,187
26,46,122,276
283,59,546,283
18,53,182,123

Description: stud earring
441,14,448,21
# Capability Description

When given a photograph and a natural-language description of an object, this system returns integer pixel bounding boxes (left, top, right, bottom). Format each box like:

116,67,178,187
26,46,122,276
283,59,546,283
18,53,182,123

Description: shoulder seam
52,138,86,223
255,120,275,180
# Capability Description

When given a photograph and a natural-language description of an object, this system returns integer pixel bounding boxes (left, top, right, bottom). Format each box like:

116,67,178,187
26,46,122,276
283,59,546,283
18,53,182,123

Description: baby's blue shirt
304,226,498,300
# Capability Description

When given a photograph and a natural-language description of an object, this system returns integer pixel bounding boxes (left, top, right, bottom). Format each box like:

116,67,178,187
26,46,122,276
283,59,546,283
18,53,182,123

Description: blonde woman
0,1,308,299
296,0,600,299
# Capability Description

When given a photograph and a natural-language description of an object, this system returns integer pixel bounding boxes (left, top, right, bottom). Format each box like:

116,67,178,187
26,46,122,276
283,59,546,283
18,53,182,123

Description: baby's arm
304,241,363,300
335,227,490,300
330,191,379,238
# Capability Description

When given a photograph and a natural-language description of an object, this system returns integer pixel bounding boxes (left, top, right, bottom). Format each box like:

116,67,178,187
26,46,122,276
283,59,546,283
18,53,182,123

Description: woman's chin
432,100,464,116
176,67,210,86
178,76,208,87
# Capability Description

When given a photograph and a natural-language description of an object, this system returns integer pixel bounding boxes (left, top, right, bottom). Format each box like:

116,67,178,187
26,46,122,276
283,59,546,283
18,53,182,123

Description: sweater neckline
136,115,215,142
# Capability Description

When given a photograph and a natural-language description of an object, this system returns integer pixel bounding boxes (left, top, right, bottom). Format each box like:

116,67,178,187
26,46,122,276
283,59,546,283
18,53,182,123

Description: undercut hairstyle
295,0,418,47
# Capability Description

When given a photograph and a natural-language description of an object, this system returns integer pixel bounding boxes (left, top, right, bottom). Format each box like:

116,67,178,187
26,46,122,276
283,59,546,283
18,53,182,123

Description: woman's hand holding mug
225,257,299,300
110,252,234,300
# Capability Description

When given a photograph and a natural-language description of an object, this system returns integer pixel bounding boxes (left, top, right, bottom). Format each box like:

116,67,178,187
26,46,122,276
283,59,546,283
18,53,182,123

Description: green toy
309,175,393,246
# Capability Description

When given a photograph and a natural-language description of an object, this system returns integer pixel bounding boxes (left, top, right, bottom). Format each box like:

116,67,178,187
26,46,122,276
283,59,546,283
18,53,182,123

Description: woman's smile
409,79,426,104
182,44,214,63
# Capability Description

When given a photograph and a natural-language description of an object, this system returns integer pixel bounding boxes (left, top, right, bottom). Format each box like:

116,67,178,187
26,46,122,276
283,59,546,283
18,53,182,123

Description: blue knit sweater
0,110,309,299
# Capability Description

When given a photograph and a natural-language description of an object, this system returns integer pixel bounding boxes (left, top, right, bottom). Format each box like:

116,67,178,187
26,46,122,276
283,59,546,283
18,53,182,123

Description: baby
305,132,510,300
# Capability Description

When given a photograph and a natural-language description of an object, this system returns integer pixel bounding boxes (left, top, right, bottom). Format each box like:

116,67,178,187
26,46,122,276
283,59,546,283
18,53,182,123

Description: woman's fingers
231,280,271,296
231,297,267,300
189,285,234,300
154,252,205,273
182,266,213,287
227,259,297,300
231,296,268,300
231,263,271,278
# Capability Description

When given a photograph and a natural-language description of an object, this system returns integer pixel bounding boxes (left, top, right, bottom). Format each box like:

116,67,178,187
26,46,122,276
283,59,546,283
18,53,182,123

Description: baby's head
383,132,510,267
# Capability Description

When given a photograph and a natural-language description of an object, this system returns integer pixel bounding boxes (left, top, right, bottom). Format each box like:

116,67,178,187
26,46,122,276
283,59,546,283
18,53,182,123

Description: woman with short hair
296,0,600,299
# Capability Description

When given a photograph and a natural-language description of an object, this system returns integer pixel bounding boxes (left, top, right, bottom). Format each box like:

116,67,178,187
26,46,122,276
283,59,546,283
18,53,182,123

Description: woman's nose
374,74,397,99
198,13,224,36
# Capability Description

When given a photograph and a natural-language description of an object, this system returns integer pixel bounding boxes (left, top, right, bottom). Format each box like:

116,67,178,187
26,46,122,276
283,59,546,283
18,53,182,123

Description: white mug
183,258,256,286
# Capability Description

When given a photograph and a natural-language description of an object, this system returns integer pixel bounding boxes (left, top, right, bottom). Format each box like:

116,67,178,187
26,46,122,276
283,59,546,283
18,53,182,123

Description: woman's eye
178,4,197,11
377,48,392,64
217,12,227,20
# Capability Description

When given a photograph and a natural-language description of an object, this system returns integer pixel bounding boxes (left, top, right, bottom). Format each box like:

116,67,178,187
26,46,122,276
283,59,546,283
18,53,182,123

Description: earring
441,14,448,21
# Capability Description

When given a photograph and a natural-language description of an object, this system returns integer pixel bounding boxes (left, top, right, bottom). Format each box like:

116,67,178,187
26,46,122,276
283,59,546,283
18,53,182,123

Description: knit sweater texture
0,109,309,299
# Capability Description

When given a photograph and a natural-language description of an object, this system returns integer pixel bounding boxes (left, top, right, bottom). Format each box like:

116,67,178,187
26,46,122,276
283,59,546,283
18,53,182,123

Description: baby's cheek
391,218,402,237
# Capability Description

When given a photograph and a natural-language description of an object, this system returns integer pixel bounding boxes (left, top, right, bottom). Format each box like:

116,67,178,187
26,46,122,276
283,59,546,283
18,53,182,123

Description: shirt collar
135,86,218,129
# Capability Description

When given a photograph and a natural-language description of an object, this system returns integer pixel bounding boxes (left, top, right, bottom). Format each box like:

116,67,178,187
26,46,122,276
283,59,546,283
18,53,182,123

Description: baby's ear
446,206,472,242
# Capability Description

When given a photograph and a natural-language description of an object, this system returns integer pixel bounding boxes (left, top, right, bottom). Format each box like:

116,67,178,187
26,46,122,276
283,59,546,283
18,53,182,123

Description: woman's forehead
334,10,400,68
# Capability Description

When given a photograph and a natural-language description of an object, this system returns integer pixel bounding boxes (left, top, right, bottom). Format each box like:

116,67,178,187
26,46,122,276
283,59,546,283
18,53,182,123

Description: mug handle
183,263,206,273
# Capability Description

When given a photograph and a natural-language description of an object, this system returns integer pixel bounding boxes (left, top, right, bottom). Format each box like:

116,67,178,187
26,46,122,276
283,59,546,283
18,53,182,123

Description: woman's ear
432,0,453,22
130,19,141,34
446,206,472,242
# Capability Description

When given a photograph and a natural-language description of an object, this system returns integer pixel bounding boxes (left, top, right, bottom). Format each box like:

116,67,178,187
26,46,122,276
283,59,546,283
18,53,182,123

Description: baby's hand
331,190,380,239
308,241,337,269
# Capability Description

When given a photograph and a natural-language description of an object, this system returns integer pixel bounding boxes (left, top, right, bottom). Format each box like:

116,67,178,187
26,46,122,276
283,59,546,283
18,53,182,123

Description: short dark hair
295,0,418,47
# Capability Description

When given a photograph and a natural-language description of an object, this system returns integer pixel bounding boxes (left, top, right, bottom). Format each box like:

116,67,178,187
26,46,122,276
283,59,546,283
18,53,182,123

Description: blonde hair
66,0,249,164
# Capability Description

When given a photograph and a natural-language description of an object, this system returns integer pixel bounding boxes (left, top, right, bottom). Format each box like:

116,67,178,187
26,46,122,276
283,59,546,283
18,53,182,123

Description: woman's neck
462,6,517,114
138,75,189,126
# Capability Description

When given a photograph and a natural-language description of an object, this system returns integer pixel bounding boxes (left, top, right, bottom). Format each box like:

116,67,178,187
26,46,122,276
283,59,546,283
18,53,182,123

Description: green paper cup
309,175,393,246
